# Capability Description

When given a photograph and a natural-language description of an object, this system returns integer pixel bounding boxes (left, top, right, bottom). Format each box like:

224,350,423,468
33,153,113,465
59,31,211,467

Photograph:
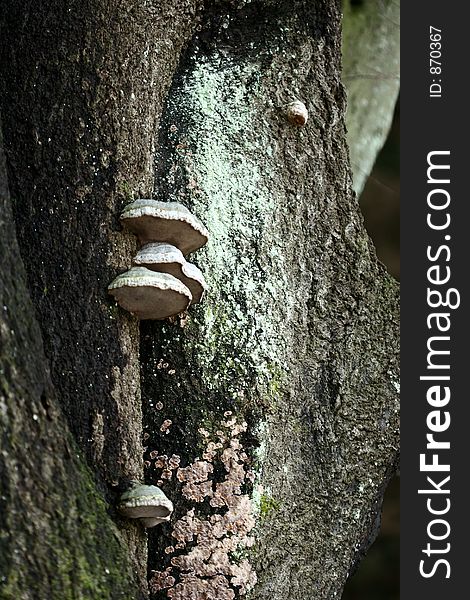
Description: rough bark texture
343,0,400,195
0,123,140,598
1,0,203,591
1,1,399,599
142,1,399,599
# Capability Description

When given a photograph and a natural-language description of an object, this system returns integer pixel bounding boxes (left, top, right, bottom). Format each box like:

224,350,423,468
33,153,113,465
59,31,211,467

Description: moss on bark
141,2,399,599
1,1,399,598
0,123,141,599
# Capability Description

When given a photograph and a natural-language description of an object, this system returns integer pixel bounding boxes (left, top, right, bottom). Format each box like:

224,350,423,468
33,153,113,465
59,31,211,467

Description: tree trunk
0,1,399,599
343,0,400,195
0,121,142,598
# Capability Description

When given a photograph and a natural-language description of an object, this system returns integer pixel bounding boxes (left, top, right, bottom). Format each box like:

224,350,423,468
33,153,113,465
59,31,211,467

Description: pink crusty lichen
176,460,214,484
160,419,173,434
149,568,176,593
148,416,257,598
168,574,235,600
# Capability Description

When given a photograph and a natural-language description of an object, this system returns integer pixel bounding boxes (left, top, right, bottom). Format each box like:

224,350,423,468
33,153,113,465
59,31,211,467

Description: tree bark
343,0,400,195
1,1,399,599
1,121,142,598
1,0,202,593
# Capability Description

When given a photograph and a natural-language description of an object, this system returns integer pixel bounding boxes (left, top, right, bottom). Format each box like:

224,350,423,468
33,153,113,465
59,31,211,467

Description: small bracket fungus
286,100,308,126
118,483,173,528
120,199,209,255
108,266,192,320
134,243,207,305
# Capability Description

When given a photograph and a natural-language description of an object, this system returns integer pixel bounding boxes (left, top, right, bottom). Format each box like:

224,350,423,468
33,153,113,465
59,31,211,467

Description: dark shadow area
343,476,400,600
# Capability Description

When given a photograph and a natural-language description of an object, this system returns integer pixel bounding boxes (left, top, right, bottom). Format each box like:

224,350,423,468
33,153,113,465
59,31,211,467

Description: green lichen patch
258,494,281,519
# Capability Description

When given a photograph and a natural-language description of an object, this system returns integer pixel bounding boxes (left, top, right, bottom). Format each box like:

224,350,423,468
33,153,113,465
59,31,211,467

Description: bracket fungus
286,100,308,126
120,199,209,255
134,243,207,305
108,266,192,320
118,483,174,528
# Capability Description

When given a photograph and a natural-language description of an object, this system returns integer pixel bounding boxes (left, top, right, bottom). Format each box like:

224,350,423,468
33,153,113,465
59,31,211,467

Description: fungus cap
108,266,191,320
134,243,207,305
120,199,209,254
286,100,308,126
118,483,173,527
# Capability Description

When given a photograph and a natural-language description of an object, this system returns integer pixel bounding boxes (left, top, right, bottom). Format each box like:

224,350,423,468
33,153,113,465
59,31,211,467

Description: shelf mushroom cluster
108,200,209,320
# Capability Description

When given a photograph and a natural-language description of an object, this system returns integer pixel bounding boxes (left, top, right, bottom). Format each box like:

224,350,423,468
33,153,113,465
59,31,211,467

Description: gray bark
0,122,141,598
1,1,399,599
343,0,400,195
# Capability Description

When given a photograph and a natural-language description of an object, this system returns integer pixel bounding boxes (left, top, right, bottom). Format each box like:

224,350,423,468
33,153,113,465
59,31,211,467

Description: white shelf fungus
120,199,209,255
108,266,191,320
134,243,207,305
118,483,173,528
